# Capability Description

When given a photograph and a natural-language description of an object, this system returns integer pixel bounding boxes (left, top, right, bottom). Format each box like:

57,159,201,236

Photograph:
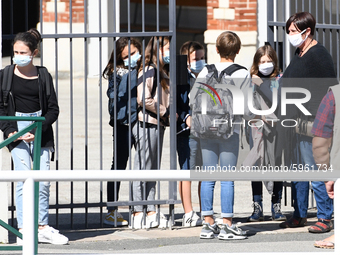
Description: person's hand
252,74,263,86
325,181,334,199
20,132,35,143
185,116,191,129
176,113,178,121
8,131,19,142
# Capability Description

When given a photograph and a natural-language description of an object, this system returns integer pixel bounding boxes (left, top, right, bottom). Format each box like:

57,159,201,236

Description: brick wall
42,0,84,23
207,0,257,31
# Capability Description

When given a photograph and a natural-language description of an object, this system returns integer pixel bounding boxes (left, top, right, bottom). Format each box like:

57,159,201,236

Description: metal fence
2,0,179,229
267,0,340,79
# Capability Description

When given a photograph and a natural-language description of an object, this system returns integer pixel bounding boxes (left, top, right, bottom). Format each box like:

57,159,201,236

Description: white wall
204,30,257,70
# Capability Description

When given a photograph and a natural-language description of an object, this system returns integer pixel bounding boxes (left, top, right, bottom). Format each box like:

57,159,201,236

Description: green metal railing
0,116,45,253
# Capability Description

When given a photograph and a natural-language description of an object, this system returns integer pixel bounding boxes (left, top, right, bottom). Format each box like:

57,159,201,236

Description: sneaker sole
200,232,216,239
247,217,264,222
218,233,247,240
38,238,68,245
104,219,128,226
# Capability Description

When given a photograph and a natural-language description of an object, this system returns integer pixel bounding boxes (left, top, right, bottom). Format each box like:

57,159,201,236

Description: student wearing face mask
102,37,142,227
245,45,286,222
276,12,337,232
0,28,68,245
131,36,170,229
177,41,205,227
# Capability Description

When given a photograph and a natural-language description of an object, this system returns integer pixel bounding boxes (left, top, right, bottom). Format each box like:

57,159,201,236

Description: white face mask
288,29,307,47
190,60,206,73
13,55,32,67
259,62,274,76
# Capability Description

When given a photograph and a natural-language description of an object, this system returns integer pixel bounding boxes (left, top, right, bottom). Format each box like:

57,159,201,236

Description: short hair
286,12,316,35
250,44,279,78
216,31,241,59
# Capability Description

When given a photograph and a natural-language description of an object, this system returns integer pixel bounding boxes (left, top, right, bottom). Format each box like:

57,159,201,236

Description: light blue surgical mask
123,52,141,68
162,51,170,64
190,60,206,73
13,55,32,67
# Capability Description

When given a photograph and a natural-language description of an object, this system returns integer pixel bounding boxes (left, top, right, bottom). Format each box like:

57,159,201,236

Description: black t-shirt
12,74,40,113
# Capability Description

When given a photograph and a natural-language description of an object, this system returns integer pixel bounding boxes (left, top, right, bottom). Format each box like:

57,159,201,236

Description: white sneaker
38,226,69,245
130,213,144,229
104,211,128,226
143,212,168,229
183,211,203,227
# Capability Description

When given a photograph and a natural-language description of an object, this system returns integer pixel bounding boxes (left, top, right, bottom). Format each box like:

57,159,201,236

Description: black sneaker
271,203,286,221
247,202,264,222
200,222,220,239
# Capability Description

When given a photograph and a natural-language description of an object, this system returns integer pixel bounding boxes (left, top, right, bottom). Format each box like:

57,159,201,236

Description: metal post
23,178,35,255
335,179,339,254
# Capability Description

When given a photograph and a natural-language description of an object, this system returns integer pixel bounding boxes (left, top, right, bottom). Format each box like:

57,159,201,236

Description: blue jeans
292,135,333,219
189,136,202,170
200,134,239,218
11,111,51,229
177,135,190,170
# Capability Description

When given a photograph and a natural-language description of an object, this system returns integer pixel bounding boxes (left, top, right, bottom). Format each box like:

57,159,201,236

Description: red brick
207,0,219,8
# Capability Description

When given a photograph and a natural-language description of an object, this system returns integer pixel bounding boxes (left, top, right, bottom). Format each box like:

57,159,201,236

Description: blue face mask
162,51,170,64
123,52,141,68
13,55,32,67
190,60,206,73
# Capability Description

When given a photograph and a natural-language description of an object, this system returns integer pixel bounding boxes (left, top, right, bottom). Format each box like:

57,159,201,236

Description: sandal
279,217,307,228
308,219,333,233
314,240,334,249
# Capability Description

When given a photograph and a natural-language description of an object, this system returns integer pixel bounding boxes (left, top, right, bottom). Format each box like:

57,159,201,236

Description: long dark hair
250,45,279,78
139,36,170,90
102,37,142,79
13,28,41,53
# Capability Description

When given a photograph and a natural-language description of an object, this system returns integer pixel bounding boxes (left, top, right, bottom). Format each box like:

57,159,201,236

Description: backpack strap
37,66,51,96
206,64,219,81
219,64,247,82
148,63,158,97
2,65,15,107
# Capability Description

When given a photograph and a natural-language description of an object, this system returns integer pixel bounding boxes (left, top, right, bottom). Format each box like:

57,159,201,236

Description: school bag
107,68,138,126
191,64,247,139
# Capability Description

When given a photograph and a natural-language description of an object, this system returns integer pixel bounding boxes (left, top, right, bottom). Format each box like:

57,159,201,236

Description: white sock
184,211,193,218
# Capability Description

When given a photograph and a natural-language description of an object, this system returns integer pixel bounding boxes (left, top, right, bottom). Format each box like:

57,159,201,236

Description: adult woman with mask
0,28,68,244
177,41,205,227
277,12,337,233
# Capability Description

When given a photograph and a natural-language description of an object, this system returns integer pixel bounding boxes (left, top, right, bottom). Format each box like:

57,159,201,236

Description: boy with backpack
190,31,254,240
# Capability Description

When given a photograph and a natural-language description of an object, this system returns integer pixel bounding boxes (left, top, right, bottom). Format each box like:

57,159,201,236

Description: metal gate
267,0,340,79
2,0,179,230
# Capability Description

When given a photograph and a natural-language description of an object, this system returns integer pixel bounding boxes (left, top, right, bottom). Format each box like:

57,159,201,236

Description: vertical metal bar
330,0,332,24
69,0,75,229
267,0,274,46
169,0,177,225
84,0,89,228
334,179,340,254
54,0,60,229
22,178,35,255
98,0,104,228
156,0,160,32
25,0,28,31
128,0,131,32
323,0,325,44
295,0,298,13
309,0,311,13
337,30,339,80
302,0,305,11
142,0,145,32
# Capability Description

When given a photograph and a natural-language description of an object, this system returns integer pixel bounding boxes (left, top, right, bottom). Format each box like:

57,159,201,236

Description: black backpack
1,64,51,106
